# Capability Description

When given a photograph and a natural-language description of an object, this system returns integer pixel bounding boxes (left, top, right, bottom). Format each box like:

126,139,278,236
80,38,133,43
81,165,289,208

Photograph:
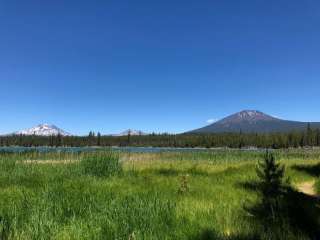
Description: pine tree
56,133,62,147
238,130,244,149
127,132,131,146
97,132,101,146
18,134,23,146
307,123,313,146
300,134,306,147
316,129,320,146
256,151,285,220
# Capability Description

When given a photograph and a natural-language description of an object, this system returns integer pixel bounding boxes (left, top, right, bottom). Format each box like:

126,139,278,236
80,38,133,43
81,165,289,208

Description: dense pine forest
1,125,320,149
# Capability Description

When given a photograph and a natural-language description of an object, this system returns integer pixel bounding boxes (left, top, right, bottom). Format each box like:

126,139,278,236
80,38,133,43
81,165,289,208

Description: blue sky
0,0,320,135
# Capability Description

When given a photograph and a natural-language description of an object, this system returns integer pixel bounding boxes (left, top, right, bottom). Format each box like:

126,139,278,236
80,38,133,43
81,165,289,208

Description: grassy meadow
0,149,320,239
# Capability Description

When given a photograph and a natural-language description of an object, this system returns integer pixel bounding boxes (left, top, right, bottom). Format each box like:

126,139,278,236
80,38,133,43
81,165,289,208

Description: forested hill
1,127,320,149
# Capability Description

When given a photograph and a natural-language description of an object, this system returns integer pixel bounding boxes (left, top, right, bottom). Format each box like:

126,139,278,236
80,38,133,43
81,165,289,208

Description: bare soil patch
296,180,317,197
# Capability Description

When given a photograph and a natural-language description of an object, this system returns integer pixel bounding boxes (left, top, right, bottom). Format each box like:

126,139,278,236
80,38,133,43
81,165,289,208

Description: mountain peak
189,110,311,133
36,123,58,129
15,124,71,136
220,110,278,124
110,129,148,136
239,110,264,116
119,129,147,136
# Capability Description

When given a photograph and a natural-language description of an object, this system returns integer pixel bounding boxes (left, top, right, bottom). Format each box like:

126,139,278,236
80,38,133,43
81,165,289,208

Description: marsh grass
0,149,320,239
80,151,122,177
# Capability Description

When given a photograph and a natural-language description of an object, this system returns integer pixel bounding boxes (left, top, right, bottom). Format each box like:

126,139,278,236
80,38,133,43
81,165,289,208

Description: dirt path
296,180,317,197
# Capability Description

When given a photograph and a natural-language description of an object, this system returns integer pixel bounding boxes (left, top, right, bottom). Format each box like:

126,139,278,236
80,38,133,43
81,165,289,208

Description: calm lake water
0,146,261,153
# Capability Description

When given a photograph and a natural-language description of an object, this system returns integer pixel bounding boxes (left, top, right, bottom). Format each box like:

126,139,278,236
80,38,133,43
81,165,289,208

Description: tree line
1,125,320,149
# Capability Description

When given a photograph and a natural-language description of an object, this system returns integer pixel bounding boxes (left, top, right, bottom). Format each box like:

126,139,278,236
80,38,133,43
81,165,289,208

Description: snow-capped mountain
110,129,148,136
218,110,279,125
190,110,320,133
14,124,72,136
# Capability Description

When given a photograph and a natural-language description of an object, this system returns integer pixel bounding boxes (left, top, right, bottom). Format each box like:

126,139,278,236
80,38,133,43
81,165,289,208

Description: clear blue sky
1,0,320,135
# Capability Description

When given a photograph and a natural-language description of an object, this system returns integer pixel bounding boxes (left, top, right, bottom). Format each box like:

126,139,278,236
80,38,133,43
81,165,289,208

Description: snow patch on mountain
110,129,148,136
14,124,72,136
220,110,279,124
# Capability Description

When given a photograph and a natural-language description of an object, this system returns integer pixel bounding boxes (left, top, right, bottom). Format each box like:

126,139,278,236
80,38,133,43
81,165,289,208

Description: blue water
0,146,261,153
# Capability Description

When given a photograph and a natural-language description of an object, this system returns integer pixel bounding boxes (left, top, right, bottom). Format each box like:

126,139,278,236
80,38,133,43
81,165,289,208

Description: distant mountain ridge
6,125,148,137
109,129,147,136
190,110,320,133
4,110,320,136
14,124,71,136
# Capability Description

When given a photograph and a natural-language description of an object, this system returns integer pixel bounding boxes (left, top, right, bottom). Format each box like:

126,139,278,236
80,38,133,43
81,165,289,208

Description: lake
0,146,260,153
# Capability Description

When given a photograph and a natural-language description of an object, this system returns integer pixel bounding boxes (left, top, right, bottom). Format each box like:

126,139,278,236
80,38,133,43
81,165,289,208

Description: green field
0,149,320,239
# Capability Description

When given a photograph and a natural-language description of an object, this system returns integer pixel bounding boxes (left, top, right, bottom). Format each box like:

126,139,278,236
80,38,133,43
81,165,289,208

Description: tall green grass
80,152,122,177
0,149,319,239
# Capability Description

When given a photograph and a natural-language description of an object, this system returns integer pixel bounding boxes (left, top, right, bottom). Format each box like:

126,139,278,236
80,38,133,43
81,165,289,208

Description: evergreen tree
97,132,101,146
88,131,94,138
316,129,320,146
306,123,313,146
299,134,306,147
56,133,62,147
238,130,244,149
256,151,285,220
127,132,131,145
